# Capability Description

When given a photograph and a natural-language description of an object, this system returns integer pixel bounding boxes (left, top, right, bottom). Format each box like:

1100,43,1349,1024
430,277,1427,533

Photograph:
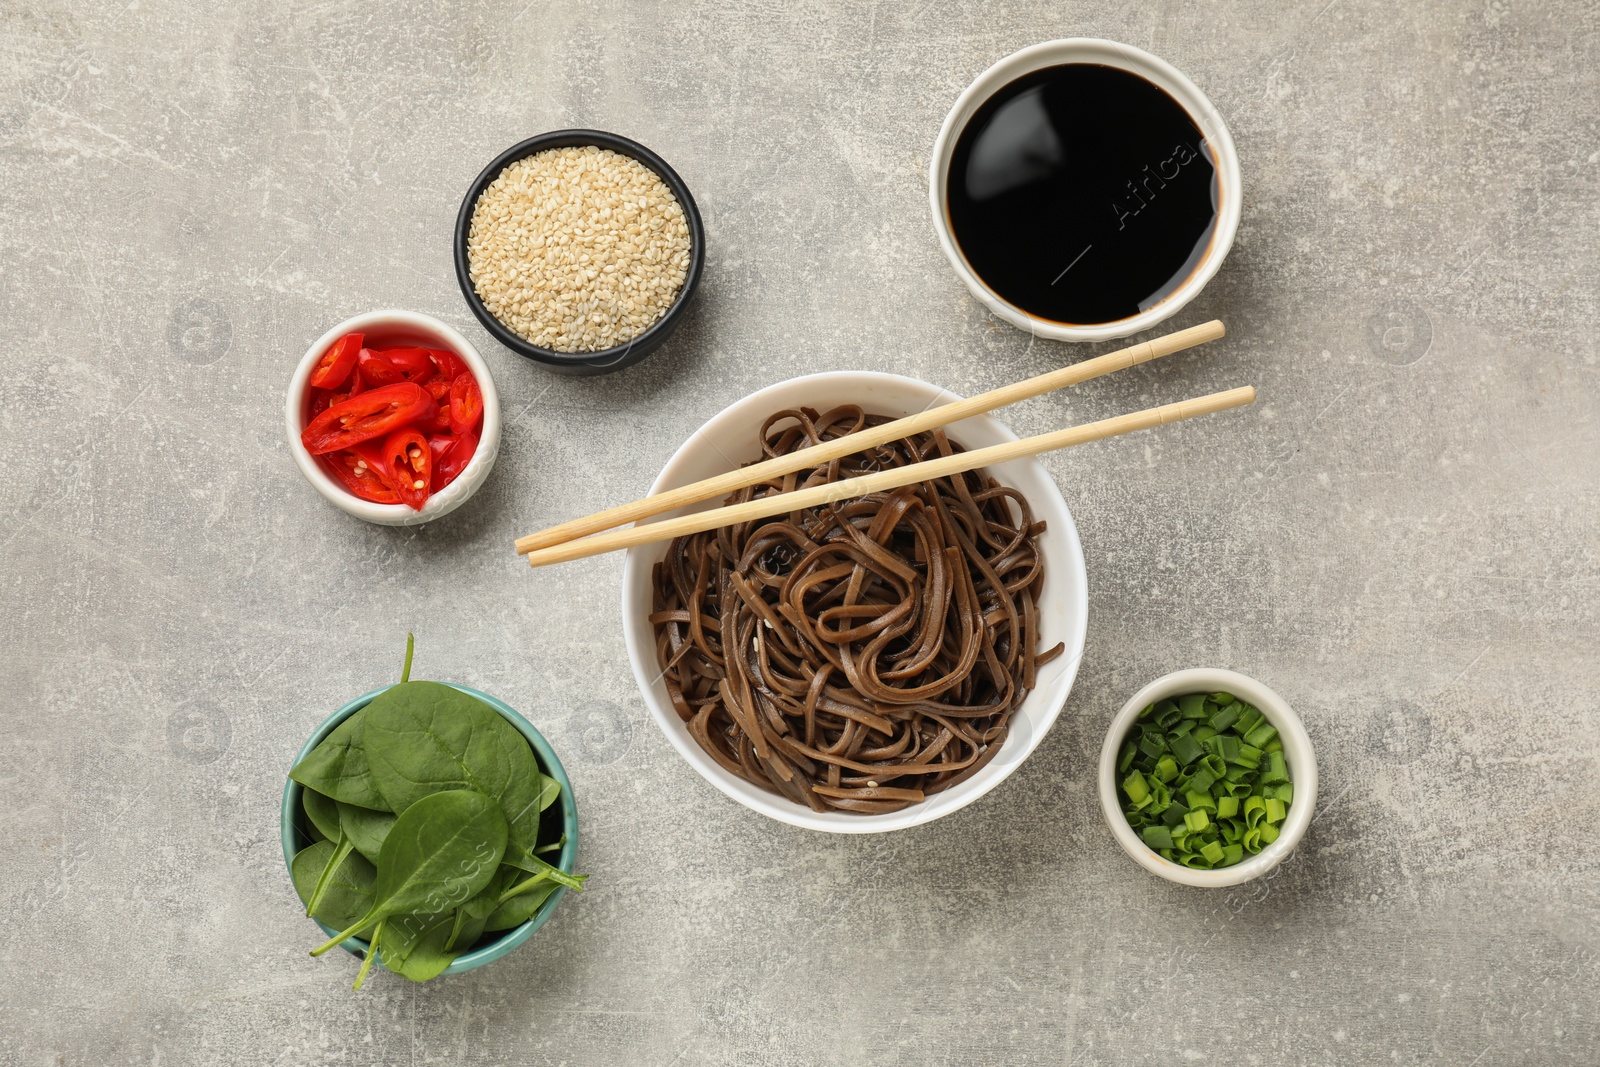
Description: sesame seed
466,145,691,353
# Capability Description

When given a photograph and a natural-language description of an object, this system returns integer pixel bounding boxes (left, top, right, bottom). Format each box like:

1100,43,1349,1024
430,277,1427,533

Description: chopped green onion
1169,733,1205,766
1115,692,1294,870
1245,722,1279,748
1142,825,1174,850
1122,770,1150,805
1242,796,1266,827
1208,704,1241,732
1161,798,1189,827
1235,707,1264,737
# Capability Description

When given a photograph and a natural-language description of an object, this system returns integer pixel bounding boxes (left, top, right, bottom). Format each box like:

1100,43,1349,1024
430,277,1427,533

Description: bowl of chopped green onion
1099,668,1317,887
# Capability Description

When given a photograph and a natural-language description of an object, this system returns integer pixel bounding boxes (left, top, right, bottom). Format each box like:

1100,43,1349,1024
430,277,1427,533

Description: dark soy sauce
946,63,1219,326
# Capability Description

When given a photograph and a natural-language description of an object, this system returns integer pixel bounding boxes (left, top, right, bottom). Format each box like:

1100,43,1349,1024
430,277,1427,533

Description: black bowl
453,130,705,377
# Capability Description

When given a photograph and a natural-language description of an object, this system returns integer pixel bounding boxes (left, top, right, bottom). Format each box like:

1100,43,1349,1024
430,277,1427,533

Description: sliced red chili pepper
324,448,400,505
347,440,397,484
427,434,455,469
449,373,484,435
415,397,451,434
357,347,405,387
309,332,362,390
378,427,432,510
371,347,437,385
429,348,467,381
435,427,478,489
309,389,334,419
424,378,451,403
301,383,433,455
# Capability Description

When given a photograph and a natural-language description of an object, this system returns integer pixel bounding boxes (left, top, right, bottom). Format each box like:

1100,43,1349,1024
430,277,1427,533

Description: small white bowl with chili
285,309,501,526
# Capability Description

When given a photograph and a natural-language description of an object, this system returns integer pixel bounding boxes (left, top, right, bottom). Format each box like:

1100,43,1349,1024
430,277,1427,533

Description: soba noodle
649,405,1063,815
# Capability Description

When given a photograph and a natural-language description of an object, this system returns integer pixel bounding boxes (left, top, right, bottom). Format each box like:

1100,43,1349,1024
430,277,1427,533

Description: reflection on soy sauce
946,63,1220,326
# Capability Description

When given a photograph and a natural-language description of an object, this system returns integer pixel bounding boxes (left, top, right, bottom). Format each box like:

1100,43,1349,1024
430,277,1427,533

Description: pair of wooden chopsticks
515,319,1251,568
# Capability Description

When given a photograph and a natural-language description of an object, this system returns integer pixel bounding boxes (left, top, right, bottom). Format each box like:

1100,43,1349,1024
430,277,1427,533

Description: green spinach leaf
362,681,543,858
302,831,355,919
374,909,446,965
536,773,561,812
378,910,488,982
443,911,489,958
291,841,377,930
502,848,587,891
337,801,396,865
309,789,507,959
484,880,558,932
458,867,510,921
302,788,342,842
288,711,389,811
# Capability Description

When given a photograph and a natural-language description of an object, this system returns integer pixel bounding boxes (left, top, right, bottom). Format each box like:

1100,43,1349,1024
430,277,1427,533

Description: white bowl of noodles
620,372,1089,833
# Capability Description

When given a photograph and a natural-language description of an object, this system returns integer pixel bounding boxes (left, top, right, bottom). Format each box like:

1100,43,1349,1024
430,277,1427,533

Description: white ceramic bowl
929,38,1243,343
285,310,501,526
1098,668,1317,887
620,372,1090,833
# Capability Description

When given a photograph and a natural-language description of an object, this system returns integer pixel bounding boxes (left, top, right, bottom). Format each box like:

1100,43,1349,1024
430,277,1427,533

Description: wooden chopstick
522,385,1255,570
514,319,1225,554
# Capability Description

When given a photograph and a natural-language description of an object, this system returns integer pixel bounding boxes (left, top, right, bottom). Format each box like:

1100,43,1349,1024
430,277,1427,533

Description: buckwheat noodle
649,405,1064,815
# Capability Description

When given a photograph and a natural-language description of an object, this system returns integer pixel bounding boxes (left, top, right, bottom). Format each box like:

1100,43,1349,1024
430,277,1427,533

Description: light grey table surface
4,1,1596,1064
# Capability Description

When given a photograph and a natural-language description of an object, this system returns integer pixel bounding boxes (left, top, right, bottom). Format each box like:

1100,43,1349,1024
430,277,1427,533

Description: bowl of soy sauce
929,39,1242,343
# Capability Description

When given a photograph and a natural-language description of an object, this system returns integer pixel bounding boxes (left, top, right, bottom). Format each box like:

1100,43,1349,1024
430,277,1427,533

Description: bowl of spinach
279,636,583,987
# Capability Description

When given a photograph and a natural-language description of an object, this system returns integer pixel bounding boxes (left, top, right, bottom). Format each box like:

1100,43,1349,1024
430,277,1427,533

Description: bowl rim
452,128,706,375
619,370,1090,834
279,682,579,976
284,309,502,526
928,37,1243,343
1097,667,1318,887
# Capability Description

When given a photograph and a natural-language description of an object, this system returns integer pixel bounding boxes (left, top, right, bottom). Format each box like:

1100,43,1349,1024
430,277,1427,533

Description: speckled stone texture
2,1,1597,1064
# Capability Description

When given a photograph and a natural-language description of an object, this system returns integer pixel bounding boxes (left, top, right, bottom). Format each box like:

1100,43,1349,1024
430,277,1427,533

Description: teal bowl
280,683,578,976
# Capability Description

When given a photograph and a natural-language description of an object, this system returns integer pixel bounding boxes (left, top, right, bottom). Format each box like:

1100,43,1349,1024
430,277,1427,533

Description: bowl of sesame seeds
454,130,705,376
